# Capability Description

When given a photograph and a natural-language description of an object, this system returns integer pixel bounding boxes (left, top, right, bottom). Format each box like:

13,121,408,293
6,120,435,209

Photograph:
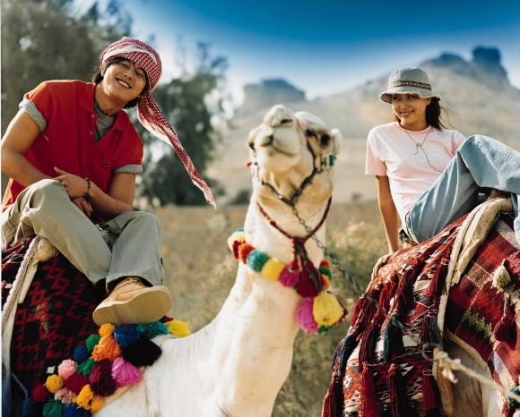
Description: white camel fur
96,104,342,417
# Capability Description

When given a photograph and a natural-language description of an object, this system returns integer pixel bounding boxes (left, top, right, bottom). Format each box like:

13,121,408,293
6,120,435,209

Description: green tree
0,0,131,134
137,42,228,206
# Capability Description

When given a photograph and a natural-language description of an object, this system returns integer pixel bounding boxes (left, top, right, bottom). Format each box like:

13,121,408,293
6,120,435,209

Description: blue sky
77,0,520,105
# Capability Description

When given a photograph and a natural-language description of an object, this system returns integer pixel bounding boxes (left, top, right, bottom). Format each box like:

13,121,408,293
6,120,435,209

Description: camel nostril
280,119,292,125
320,134,331,147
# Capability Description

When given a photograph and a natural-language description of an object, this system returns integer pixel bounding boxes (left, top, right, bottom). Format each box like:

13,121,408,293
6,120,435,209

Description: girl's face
391,94,431,131
100,60,148,105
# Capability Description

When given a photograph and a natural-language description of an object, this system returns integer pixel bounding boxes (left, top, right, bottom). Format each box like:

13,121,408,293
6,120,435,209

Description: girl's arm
375,175,400,253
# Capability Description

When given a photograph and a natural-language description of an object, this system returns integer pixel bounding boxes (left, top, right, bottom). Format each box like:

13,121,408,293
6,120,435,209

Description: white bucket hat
379,66,442,104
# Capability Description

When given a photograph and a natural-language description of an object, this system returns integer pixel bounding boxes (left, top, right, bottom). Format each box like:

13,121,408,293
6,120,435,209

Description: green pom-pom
247,250,269,272
42,399,64,417
85,334,101,351
319,265,331,279
76,357,96,376
136,321,168,338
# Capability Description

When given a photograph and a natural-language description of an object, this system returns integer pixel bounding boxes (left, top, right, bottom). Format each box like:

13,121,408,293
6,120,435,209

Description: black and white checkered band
389,80,432,90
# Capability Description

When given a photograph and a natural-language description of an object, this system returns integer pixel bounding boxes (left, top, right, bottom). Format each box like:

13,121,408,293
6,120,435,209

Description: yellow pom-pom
90,395,105,412
98,323,115,337
75,384,94,410
166,319,191,337
261,258,285,281
312,292,345,327
92,334,121,361
45,374,63,394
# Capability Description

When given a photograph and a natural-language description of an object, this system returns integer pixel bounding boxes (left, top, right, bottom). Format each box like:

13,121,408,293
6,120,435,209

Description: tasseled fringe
422,373,443,411
358,321,379,365
388,363,410,417
360,366,379,417
493,296,517,344
383,315,404,362
323,334,359,417
350,289,379,332
419,315,442,349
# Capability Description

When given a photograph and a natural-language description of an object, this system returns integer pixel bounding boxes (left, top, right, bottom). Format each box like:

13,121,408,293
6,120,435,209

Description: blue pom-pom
63,404,92,417
136,322,168,339
113,325,140,349
72,345,89,363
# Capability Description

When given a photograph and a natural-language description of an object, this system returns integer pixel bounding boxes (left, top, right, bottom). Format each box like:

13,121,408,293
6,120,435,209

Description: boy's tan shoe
92,277,172,326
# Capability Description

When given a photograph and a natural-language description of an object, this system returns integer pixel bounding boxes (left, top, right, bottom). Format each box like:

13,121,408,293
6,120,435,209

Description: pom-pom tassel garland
228,229,348,334
31,316,190,416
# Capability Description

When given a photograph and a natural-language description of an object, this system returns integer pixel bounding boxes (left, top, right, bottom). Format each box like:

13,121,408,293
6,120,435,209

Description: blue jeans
405,135,520,245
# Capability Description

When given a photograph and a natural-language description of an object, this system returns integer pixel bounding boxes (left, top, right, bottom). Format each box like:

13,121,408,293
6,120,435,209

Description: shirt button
89,131,94,135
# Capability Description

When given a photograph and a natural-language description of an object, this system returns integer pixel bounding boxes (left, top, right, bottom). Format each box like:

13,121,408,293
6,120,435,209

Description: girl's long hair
394,98,452,130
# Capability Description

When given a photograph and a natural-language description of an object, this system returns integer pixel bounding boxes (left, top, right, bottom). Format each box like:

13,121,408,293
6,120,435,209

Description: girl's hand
72,197,93,218
54,167,90,199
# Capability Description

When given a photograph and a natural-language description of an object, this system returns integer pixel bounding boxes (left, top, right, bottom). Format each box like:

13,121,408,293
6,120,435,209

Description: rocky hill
208,46,520,206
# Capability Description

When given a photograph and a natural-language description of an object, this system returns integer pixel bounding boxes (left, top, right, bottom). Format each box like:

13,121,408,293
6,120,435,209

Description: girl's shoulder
368,122,397,136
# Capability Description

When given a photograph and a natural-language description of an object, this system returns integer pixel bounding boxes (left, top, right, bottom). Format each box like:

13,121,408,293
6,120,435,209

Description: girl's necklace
400,125,442,173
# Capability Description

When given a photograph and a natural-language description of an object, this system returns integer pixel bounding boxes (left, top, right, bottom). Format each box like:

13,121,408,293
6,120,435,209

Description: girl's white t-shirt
366,121,466,225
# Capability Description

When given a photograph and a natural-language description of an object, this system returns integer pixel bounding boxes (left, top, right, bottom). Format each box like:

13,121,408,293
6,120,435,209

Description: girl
366,66,520,252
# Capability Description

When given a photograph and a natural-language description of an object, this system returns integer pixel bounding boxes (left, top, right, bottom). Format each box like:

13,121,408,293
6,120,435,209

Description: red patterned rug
2,237,104,417
323,211,520,417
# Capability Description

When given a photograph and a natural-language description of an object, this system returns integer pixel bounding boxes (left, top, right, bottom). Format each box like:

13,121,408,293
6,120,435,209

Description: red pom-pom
32,384,49,402
64,372,89,394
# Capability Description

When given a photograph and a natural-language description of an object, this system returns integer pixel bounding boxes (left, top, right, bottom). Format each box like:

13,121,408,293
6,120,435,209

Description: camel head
246,104,341,209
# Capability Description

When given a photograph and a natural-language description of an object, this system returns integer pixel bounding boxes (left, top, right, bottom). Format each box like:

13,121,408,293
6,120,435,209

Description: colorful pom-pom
72,345,89,363
238,243,255,263
75,384,95,411
261,258,285,281
90,395,105,412
42,399,64,417
297,298,319,333
123,337,162,367
64,373,89,394
92,334,121,361
85,334,101,352
54,387,76,404
63,404,91,417
278,264,299,287
58,359,77,380
112,325,140,349
32,384,50,402
313,291,346,327
89,360,116,397
247,250,269,272
45,374,63,394
76,358,95,376
137,321,168,339
112,357,142,386
98,323,115,337
165,319,191,337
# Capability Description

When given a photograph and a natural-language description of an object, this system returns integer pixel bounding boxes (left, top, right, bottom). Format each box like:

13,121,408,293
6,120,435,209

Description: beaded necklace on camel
228,198,347,334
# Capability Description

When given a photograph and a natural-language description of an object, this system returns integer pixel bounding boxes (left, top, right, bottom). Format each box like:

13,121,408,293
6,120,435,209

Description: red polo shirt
2,80,143,209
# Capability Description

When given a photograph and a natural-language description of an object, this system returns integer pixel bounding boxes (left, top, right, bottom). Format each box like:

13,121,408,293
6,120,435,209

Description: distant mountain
209,46,520,206
236,78,306,116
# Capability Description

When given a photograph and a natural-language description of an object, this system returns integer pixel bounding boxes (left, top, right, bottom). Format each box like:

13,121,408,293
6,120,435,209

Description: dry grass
157,201,386,416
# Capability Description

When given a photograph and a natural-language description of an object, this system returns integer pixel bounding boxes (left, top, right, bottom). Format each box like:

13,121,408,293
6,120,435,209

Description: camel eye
320,134,331,147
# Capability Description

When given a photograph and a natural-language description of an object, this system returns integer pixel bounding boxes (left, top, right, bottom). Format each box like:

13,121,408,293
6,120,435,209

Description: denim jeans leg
406,135,520,243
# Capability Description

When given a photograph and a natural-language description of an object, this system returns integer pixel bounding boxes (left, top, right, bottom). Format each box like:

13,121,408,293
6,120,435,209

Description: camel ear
330,128,342,156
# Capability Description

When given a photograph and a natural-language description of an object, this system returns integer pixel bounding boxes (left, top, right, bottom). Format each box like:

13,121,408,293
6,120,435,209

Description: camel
3,104,343,417
322,196,520,417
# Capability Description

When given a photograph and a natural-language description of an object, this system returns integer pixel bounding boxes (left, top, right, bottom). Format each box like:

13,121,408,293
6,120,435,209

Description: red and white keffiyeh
100,37,216,207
